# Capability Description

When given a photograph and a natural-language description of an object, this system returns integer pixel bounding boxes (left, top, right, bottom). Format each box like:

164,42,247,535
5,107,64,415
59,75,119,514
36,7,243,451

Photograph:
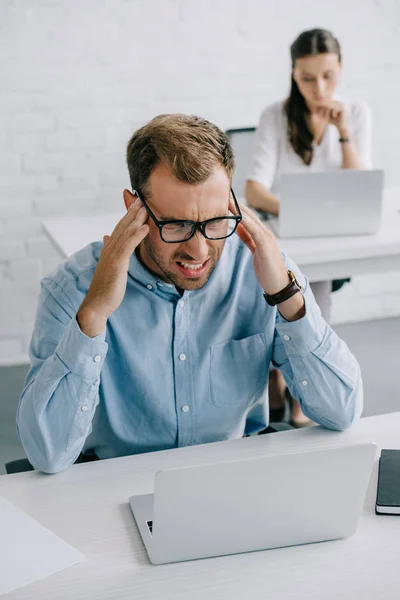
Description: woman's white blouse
247,99,372,196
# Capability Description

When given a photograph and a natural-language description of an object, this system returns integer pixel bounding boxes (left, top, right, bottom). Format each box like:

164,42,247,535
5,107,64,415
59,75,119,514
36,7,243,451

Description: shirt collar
128,249,181,297
127,239,234,299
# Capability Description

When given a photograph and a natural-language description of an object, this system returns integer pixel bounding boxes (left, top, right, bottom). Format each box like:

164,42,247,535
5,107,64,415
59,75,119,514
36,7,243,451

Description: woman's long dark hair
284,29,341,165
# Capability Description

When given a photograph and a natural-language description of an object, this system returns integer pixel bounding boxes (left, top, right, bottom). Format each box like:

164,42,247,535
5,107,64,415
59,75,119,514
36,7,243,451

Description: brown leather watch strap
263,270,302,306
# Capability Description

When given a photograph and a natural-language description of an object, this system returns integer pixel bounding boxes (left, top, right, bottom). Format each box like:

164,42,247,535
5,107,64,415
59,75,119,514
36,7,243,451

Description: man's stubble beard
142,236,221,291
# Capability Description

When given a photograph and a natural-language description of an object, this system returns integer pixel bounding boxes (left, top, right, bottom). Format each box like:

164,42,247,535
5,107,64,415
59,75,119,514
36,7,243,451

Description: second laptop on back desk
268,169,384,239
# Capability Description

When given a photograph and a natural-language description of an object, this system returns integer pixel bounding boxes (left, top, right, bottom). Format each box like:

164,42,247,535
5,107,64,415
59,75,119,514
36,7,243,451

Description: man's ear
123,189,136,211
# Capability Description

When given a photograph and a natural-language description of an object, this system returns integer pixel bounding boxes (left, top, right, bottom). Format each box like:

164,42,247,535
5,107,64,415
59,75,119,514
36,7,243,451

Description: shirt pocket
210,333,268,408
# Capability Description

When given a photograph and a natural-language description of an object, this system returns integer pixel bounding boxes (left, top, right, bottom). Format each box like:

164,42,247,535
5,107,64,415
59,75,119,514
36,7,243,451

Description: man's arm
271,258,363,431
230,200,362,431
17,283,108,473
17,196,149,473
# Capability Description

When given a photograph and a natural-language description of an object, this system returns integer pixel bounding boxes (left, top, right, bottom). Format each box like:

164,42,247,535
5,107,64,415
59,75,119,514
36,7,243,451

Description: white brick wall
1,0,399,365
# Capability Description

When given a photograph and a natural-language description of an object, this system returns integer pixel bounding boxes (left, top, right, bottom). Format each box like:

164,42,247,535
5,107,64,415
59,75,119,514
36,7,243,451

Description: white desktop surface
42,187,400,283
1,412,400,600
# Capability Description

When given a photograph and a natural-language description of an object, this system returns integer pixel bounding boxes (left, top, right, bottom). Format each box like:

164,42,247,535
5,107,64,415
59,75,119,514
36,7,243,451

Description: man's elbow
324,387,363,432
29,454,74,474
17,416,77,474
19,434,75,474
327,410,361,432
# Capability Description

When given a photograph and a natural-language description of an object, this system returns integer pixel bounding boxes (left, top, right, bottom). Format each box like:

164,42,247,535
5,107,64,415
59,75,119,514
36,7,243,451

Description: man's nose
182,231,210,262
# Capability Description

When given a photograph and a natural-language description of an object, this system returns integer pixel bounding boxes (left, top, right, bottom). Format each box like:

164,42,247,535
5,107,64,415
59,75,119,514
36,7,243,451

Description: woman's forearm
339,129,364,170
245,180,280,216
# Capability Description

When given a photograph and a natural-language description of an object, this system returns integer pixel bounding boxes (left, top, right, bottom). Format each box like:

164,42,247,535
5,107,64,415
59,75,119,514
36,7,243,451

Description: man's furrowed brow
157,215,183,221
158,212,229,222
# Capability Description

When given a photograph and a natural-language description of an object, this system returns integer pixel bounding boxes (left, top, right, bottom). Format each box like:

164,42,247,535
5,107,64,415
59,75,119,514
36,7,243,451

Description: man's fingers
228,200,261,252
236,223,256,253
119,223,150,257
239,202,268,230
239,204,273,247
132,205,149,227
230,198,266,231
122,198,144,224
104,205,149,260
112,198,145,236
112,203,148,239
117,210,149,245
129,223,149,245
239,203,271,240
123,211,149,238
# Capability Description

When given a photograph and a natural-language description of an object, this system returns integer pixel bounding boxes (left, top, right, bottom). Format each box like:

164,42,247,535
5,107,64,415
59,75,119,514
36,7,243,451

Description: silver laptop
268,170,384,238
129,442,376,564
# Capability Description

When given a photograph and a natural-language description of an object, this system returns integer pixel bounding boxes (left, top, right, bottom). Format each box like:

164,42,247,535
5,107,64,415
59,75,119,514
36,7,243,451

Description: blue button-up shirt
17,237,363,473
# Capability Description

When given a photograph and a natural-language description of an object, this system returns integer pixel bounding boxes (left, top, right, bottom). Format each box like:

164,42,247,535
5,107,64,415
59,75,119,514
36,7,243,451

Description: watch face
288,270,302,291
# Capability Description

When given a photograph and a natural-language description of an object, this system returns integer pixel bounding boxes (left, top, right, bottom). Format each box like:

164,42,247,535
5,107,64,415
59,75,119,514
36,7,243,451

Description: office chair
225,126,350,294
5,458,34,474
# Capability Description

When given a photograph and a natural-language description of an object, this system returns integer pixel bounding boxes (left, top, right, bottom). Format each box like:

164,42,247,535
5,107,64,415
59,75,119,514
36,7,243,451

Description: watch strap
263,271,302,306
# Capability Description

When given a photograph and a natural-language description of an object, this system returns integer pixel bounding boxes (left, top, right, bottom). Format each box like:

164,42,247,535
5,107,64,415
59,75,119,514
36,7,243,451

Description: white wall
0,0,400,365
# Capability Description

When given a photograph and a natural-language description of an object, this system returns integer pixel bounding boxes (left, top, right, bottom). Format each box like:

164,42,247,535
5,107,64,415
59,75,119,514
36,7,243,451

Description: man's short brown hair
126,114,235,195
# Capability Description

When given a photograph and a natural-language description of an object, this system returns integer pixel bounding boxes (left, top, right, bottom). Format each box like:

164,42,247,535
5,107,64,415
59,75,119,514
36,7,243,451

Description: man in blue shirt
17,114,362,473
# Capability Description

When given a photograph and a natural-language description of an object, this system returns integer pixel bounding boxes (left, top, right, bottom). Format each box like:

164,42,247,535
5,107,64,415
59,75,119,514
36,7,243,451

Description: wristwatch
263,270,303,306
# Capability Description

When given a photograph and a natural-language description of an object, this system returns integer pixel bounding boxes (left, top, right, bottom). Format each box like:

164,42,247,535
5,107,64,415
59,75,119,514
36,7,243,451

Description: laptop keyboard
146,520,153,535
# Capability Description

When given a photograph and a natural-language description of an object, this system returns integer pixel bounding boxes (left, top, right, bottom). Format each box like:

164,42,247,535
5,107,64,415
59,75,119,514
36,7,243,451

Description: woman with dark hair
246,28,371,427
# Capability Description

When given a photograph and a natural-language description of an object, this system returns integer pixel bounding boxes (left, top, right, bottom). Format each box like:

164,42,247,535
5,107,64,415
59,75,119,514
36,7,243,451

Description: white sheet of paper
0,495,86,596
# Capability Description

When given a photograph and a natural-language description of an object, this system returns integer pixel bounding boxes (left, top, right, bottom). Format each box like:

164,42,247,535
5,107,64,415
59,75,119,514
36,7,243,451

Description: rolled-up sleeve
271,257,363,431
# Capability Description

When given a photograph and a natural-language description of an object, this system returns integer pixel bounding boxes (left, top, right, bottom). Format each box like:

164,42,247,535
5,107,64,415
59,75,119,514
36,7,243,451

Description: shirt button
92,378,98,385
283,335,291,341
94,355,101,362
81,405,88,412
302,380,308,386
182,405,190,412
179,300,185,308
147,284,153,290
179,353,186,361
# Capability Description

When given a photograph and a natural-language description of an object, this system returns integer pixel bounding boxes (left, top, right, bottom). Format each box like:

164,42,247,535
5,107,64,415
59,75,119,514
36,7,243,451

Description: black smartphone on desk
376,449,400,515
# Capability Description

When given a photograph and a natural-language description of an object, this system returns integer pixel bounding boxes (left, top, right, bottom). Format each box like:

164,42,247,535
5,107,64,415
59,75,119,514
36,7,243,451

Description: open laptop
129,442,376,564
268,170,384,238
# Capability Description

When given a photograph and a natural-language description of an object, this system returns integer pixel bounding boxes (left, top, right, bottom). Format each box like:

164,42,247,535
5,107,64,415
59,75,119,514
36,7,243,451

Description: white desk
1,412,400,600
42,188,400,283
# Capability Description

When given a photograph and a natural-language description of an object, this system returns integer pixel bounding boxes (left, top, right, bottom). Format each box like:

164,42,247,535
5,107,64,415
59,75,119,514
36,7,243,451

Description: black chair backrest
5,458,34,474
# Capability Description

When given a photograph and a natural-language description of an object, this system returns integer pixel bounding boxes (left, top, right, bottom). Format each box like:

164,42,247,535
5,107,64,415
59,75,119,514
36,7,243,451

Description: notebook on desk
376,449,400,515
268,169,384,239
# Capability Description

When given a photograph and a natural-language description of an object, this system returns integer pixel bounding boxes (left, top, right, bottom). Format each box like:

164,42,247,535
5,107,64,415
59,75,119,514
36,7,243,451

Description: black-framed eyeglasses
132,188,242,243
